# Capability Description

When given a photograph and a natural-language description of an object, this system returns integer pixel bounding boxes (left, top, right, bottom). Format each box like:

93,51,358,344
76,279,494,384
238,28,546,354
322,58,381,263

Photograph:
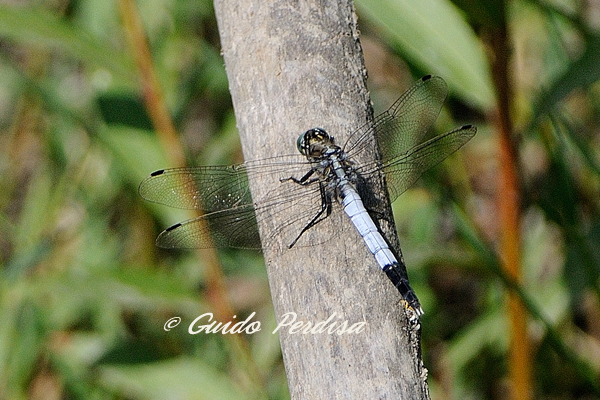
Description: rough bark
213,0,429,398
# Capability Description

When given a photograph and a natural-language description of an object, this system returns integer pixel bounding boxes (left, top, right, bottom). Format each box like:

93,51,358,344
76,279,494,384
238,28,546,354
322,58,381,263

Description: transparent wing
357,124,477,202
138,155,304,212
345,75,448,163
139,166,251,212
139,156,330,249
154,204,260,249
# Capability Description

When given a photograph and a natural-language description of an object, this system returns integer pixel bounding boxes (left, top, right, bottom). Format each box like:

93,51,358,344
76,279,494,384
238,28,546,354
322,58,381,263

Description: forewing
345,75,448,164
358,124,477,202
138,165,252,212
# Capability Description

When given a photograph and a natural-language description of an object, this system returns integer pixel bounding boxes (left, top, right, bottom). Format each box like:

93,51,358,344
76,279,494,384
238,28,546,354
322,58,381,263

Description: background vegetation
0,0,599,399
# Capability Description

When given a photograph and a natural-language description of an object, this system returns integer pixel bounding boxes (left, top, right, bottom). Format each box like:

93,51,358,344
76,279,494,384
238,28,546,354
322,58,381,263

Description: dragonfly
139,75,477,317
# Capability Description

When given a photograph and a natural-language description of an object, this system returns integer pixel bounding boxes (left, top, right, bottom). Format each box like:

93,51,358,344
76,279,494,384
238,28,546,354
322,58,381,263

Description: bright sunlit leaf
356,0,495,110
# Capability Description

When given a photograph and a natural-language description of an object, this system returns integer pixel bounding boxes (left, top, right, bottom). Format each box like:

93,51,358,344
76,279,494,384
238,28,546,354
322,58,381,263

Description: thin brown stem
117,0,184,166
488,7,533,400
117,0,265,394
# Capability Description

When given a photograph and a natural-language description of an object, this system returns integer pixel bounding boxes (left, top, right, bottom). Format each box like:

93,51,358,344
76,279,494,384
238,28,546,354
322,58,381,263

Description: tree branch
214,0,428,398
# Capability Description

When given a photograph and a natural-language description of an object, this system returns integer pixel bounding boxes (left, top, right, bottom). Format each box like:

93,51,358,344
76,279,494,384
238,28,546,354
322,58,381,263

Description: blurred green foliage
0,0,599,399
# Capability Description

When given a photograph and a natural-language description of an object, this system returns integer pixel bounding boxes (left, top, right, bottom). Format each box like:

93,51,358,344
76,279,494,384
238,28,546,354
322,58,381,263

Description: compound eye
297,128,331,155
296,132,308,155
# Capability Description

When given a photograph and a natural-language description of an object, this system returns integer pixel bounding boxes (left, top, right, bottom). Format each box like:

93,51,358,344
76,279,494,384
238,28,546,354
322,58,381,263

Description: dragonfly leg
288,183,332,248
281,168,318,185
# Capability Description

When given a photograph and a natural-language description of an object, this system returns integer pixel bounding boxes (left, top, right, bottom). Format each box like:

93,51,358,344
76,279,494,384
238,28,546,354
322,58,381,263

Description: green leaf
356,0,495,110
532,34,600,124
100,125,168,187
99,357,245,400
0,5,134,80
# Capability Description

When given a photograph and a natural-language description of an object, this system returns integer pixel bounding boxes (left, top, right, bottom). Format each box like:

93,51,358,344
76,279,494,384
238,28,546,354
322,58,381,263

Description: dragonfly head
297,128,336,157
